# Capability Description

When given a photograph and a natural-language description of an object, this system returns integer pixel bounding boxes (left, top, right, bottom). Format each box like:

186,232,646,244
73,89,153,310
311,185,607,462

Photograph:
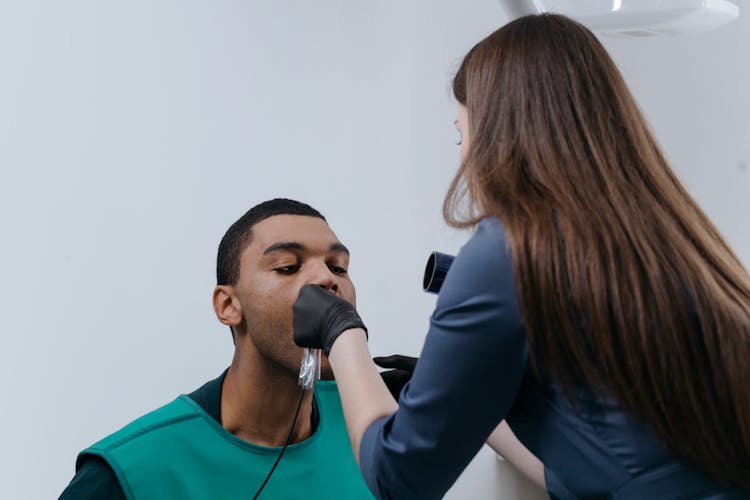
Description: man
60,198,387,499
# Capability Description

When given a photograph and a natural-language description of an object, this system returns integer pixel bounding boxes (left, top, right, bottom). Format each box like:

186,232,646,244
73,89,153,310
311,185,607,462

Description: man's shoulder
86,379,339,456
79,396,199,461
73,396,203,498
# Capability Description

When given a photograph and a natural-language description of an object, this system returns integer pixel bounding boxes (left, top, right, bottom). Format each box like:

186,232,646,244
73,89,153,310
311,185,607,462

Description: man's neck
221,348,314,447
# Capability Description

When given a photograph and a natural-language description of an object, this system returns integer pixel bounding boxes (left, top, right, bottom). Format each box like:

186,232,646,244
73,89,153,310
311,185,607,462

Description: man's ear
213,285,242,328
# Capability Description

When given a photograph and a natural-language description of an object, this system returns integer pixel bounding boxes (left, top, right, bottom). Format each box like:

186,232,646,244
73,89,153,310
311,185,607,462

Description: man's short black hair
216,198,326,286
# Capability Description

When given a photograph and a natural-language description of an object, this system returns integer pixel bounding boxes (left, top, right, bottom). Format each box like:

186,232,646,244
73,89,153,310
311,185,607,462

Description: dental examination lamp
501,0,739,37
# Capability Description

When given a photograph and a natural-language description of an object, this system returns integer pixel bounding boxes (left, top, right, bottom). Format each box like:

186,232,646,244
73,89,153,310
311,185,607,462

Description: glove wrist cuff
322,302,367,355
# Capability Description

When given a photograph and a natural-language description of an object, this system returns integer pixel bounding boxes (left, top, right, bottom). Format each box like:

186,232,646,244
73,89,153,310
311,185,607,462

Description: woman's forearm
486,421,546,488
328,328,399,462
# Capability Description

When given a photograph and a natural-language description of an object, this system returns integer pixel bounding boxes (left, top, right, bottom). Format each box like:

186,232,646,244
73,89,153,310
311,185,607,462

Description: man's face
233,214,355,378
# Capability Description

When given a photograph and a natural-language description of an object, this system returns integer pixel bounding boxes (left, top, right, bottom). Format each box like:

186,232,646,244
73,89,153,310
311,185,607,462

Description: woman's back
508,373,749,499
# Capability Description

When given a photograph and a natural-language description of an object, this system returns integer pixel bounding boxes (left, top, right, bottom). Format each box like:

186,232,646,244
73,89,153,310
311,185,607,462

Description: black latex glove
293,284,368,356
374,354,418,401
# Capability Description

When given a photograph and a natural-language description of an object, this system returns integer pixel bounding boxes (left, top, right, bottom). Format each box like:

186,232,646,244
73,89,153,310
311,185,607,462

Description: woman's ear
213,285,242,328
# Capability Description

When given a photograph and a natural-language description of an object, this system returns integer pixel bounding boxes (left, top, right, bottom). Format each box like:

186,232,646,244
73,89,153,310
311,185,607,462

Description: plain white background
0,1,747,498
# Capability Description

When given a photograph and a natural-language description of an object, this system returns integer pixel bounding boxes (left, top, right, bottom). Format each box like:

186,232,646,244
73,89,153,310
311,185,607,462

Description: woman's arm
328,336,546,489
329,333,546,489
354,219,529,498
294,218,528,498
328,329,398,460
486,421,546,489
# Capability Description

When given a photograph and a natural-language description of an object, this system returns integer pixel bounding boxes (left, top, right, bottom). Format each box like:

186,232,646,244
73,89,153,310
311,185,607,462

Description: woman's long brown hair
447,13,750,489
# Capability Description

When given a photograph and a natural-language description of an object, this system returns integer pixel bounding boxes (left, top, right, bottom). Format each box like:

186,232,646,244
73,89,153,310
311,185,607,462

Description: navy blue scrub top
359,218,748,499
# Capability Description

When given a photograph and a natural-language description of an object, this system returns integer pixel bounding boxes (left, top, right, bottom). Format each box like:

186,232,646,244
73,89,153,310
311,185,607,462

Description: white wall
602,10,750,267
0,1,746,499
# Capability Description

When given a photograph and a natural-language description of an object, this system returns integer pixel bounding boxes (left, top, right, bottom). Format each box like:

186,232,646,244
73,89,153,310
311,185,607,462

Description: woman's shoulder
462,216,511,263
476,215,506,234
437,217,515,305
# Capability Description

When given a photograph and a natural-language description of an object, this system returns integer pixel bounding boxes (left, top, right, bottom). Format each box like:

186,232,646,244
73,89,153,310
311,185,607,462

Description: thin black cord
252,386,307,499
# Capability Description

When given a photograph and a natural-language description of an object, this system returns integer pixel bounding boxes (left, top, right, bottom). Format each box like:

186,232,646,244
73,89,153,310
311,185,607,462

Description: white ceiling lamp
501,0,740,37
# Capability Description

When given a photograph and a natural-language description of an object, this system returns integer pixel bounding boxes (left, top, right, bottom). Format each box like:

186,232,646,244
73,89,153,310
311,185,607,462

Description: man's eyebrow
262,241,349,256
330,243,350,255
263,242,305,255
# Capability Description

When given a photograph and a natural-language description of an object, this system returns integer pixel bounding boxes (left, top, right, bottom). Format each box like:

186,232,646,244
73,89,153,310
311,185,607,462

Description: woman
293,13,750,499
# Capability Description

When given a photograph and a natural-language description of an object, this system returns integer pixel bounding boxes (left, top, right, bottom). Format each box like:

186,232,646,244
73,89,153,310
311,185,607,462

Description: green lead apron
77,381,374,500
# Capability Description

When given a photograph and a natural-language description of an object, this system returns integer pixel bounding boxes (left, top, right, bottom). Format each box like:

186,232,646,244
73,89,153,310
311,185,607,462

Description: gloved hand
293,284,368,356
374,354,418,401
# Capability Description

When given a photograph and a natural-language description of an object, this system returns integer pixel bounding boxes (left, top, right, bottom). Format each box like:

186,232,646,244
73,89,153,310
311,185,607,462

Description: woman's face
455,103,469,162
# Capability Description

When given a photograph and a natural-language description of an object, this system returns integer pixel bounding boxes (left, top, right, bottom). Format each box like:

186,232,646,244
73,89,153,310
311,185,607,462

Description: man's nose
307,261,339,293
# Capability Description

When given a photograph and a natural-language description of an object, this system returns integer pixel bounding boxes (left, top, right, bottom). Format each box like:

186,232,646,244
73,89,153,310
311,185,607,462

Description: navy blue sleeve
58,455,126,500
359,218,529,499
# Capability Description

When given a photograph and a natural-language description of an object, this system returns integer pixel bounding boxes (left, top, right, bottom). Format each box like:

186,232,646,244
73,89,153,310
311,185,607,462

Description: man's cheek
344,283,357,306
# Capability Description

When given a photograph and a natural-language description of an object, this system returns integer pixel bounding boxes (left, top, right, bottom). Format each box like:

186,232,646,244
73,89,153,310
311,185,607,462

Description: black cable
252,386,307,499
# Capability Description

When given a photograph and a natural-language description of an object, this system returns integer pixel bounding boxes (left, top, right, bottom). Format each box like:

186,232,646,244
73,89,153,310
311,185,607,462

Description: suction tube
422,251,456,294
